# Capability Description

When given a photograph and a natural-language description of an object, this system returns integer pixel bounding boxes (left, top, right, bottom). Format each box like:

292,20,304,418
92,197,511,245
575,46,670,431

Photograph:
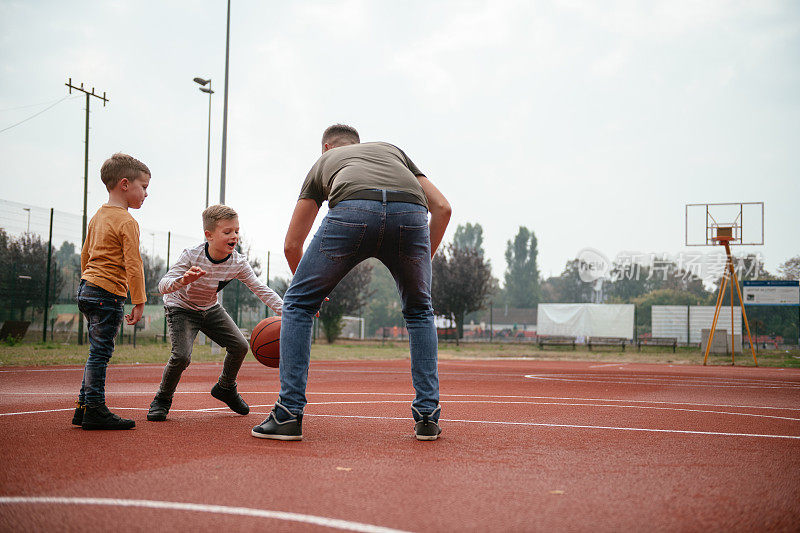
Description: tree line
2,226,797,343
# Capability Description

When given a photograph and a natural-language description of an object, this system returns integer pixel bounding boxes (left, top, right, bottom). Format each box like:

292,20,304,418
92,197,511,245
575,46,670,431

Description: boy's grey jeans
157,304,250,399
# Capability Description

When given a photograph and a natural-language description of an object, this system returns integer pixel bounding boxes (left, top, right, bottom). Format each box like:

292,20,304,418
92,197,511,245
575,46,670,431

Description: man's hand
181,266,206,286
126,303,144,325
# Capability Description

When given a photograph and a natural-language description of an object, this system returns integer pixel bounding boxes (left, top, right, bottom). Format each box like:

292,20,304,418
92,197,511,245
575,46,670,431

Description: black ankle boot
82,404,135,430
211,383,250,415
71,401,85,426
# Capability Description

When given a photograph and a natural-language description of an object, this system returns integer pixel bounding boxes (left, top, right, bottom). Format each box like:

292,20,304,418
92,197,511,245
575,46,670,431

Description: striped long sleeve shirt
159,243,283,313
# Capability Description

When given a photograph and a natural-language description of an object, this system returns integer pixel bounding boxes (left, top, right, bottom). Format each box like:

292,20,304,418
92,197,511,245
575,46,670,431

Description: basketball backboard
685,202,763,246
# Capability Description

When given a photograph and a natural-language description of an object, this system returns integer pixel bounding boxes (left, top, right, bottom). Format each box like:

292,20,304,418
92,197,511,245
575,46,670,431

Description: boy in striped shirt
147,205,283,421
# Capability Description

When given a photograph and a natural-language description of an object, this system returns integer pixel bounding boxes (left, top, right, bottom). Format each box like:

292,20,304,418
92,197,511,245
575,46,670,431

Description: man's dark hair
322,124,360,147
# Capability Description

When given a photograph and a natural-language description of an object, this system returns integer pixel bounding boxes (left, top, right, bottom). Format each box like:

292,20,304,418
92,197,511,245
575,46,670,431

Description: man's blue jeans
278,199,440,421
76,281,125,407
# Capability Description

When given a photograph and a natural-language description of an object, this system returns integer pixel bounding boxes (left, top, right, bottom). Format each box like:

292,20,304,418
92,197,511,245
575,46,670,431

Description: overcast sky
1,0,798,284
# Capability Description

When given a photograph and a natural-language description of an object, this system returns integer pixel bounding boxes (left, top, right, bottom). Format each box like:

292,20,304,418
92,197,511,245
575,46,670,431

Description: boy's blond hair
100,153,151,191
203,204,238,232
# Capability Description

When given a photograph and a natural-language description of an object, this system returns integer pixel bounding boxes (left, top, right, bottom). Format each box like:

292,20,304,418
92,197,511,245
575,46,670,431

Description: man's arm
284,198,320,274
417,175,451,257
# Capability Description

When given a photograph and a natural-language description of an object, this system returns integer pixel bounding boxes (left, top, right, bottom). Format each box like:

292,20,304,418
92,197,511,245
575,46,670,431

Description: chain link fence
0,198,275,345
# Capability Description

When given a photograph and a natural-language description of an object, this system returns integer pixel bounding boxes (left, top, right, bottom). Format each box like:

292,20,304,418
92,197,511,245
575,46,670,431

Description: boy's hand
126,303,144,325
181,266,206,286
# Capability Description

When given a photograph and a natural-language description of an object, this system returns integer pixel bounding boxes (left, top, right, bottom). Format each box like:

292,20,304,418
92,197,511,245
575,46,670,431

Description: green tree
453,222,484,257
318,262,374,343
140,250,166,305
540,259,594,303
632,289,707,335
503,226,540,308
362,259,404,335
53,241,81,303
432,242,494,339
777,256,800,280
713,253,772,306
270,276,291,298
0,230,64,321
607,258,710,303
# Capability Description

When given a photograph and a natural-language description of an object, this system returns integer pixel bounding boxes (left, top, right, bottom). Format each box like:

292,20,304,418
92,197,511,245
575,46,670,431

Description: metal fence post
42,208,54,342
163,231,170,342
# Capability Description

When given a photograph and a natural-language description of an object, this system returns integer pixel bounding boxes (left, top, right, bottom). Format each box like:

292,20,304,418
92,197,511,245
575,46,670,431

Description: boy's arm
237,261,283,314
121,220,147,305
80,238,89,274
158,249,194,294
417,175,451,257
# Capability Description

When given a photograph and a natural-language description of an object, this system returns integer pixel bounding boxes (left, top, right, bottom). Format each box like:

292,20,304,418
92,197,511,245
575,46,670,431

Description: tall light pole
220,0,231,205
23,208,30,233
193,77,214,208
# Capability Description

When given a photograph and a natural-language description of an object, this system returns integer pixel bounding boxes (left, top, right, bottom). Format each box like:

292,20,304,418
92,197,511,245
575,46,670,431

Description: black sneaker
413,405,442,441
71,401,85,426
251,402,303,441
211,383,250,415
147,395,172,421
82,404,135,430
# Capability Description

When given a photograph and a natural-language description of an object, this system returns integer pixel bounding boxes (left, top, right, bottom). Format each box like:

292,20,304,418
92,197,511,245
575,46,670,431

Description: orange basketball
250,316,281,367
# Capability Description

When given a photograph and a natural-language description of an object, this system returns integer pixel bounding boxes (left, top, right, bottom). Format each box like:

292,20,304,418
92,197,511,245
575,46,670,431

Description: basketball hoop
684,202,764,366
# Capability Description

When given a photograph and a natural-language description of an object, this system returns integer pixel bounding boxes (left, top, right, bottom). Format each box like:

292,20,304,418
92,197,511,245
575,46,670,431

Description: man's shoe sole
251,428,302,441
415,434,440,441
82,422,135,430
147,413,167,421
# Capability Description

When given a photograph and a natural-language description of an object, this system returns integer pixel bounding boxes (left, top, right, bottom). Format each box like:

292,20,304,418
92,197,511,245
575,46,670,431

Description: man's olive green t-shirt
298,142,428,209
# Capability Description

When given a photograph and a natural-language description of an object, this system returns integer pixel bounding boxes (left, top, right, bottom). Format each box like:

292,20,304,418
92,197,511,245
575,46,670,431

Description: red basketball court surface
1,358,799,531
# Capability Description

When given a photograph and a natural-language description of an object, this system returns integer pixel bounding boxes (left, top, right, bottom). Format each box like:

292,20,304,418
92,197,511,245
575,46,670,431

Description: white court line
524,375,800,389
2,390,798,412
1,404,797,439
4,400,795,422
292,413,800,440
0,497,409,533
525,373,800,385
302,400,800,422
0,408,75,417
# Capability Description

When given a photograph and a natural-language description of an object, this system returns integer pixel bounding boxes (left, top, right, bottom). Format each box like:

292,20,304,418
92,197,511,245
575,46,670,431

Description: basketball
250,316,281,367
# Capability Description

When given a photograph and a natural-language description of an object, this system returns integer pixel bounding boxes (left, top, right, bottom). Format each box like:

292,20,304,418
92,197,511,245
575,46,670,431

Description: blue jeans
278,199,440,421
76,280,125,407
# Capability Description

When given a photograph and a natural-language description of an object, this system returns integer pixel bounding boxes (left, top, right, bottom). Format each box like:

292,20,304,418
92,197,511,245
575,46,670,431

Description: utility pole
66,78,108,345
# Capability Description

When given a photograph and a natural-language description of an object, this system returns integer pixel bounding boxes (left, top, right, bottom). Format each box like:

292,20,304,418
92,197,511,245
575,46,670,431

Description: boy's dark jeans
157,304,250,399
76,280,125,407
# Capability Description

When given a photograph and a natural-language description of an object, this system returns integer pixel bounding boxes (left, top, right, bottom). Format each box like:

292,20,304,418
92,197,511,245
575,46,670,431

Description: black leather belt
343,189,424,206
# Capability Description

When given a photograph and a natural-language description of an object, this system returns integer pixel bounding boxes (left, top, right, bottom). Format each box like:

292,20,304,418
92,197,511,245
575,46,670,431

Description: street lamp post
23,208,30,233
193,77,214,208
220,0,231,205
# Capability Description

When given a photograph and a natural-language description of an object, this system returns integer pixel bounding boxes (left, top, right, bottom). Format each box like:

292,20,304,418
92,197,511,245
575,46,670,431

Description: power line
0,96,76,112
0,95,78,134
